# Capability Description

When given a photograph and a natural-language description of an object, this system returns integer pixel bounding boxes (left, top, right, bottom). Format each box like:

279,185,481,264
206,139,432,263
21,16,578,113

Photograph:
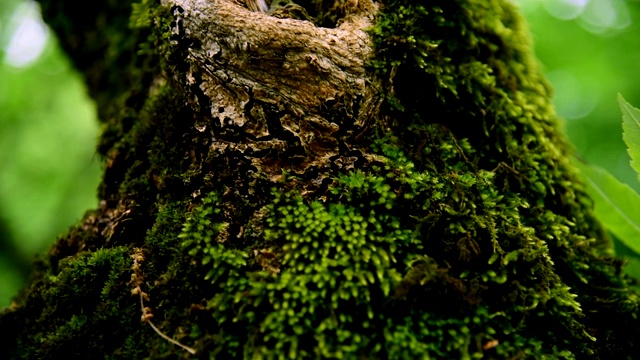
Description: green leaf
618,93,640,183
577,161,640,255
611,233,640,279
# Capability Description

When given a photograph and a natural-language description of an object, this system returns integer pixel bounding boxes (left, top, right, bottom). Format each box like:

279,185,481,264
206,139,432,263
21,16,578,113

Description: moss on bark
1,0,639,358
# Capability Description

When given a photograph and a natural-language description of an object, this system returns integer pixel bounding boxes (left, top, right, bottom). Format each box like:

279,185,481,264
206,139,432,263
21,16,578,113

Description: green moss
170,125,628,357
130,0,155,29
161,0,640,355
0,246,139,357
4,0,640,358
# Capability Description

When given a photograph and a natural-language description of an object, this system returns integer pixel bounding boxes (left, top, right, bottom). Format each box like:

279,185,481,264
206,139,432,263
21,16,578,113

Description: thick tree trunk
1,0,639,358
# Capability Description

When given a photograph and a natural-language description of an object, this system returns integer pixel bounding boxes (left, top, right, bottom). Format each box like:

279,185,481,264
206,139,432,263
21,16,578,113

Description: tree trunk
1,0,638,358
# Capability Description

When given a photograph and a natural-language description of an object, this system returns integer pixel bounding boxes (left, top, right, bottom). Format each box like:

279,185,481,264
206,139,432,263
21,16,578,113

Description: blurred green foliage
518,0,640,191
518,0,640,280
576,95,640,281
0,0,101,307
0,0,639,308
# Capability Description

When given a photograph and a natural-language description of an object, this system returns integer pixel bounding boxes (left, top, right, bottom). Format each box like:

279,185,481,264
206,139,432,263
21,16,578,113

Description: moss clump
170,123,636,357
0,246,139,358
2,0,640,358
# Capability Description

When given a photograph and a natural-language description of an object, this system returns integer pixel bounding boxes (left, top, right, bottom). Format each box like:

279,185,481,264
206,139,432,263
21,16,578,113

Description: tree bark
1,0,638,358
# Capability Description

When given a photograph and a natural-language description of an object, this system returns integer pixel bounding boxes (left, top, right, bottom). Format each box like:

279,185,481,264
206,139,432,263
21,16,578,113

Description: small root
130,247,196,355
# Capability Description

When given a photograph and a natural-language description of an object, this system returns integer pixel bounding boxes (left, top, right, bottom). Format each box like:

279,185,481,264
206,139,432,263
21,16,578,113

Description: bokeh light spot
543,0,588,20
4,1,48,68
579,0,631,34
546,69,598,120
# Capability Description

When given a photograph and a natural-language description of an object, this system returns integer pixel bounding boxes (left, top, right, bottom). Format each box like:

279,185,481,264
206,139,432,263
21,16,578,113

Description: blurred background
0,0,639,307
0,0,101,307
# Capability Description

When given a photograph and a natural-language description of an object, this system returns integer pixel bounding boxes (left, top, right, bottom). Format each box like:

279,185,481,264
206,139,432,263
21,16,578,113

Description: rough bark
1,0,639,358
168,0,382,183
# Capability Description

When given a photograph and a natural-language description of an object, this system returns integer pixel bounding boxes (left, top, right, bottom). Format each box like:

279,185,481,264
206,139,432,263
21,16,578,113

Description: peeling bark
168,0,381,179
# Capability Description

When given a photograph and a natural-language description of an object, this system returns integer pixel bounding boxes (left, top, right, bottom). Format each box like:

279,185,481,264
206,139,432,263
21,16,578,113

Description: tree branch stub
165,0,382,181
